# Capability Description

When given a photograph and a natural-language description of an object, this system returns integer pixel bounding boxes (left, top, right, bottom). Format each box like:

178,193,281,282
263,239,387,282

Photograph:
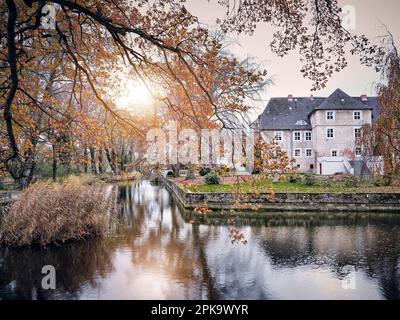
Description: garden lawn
182,178,400,194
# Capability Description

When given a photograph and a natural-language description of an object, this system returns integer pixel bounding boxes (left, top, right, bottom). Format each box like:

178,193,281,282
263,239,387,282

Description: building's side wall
311,109,372,158
259,108,373,175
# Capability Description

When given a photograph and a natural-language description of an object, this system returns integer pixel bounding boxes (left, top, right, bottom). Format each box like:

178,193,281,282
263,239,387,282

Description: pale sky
185,0,400,108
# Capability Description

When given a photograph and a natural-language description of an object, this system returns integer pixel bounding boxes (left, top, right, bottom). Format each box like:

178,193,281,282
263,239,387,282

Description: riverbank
0,177,119,246
2,180,400,300
162,176,400,213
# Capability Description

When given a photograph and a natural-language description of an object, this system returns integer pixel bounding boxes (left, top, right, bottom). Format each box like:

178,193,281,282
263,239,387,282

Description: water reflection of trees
118,181,218,299
1,180,400,300
0,239,117,299
0,181,218,300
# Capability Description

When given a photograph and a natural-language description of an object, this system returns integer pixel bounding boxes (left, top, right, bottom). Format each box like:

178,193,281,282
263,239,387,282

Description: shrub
0,179,117,247
343,176,359,188
199,167,212,176
372,177,384,187
204,171,220,185
288,175,299,184
320,178,332,188
217,165,230,176
304,174,316,186
383,174,393,186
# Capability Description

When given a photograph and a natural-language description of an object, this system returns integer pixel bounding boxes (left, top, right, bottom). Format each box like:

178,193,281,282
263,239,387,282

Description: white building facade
255,89,381,175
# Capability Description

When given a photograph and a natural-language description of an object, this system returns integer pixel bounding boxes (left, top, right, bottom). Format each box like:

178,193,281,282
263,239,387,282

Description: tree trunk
105,148,118,175
17,148,37,190
3,0,20,182
172,164,180,177
52,144,57,182
83,146,89,173
98,147,104,174
120,144,126,172
15,108,42,189
185,162,195,180
89,147,98,175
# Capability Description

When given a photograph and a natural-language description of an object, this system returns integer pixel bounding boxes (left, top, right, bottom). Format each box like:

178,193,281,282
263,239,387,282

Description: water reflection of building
1,181,400,300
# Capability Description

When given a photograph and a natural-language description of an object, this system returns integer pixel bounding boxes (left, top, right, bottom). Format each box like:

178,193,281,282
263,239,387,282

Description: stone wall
161,176,400,213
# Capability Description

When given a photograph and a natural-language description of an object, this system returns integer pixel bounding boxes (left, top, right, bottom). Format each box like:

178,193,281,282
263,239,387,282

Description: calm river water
1,180,400,300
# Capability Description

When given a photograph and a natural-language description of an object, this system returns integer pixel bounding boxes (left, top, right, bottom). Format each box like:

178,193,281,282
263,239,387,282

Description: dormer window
326,111,335,120
353,111,362,120
296,120,308,125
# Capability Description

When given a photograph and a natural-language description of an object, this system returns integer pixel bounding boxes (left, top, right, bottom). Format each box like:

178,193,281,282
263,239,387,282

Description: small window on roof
296,120,308,125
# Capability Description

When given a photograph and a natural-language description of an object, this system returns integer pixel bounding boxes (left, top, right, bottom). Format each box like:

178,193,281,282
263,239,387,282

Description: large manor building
254,89,381,175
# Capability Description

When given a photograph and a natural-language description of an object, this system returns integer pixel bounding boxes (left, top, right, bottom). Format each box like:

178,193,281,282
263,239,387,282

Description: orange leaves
254,136,296,176
194,201,212,215
228,226,248,245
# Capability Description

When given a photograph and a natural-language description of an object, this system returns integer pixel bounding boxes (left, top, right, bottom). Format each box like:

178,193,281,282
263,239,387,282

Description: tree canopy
0,0,386,188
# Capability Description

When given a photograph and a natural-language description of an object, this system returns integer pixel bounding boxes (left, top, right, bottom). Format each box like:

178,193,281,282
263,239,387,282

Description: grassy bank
182,175,400,194
0,176,117,247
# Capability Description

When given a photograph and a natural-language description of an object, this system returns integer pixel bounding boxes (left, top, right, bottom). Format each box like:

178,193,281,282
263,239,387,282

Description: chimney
309,94,314,100
288,94,293,102
361,94,368,101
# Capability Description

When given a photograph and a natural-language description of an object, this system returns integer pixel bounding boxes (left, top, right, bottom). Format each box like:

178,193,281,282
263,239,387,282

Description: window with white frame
326,111,334,120
326,128,335,139
274,131,283,141
294,149,301,157
354,127,361,139
305,149,312,157
355,147,362,156
331,150,339,157
293,131,301,141
305,131,312,141
353,111,362,120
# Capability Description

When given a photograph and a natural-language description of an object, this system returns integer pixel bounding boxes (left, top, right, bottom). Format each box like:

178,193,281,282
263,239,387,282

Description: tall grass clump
0,178,117,247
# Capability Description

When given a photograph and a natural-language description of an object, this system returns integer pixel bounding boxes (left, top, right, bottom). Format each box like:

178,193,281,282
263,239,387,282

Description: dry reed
0,178,117,246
